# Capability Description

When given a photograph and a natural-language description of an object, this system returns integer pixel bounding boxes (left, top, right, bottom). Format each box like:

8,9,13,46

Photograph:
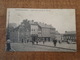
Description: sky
6,8,76,34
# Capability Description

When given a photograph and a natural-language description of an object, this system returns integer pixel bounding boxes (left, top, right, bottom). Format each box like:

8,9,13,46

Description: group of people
31,37,58,47
6,37,58,51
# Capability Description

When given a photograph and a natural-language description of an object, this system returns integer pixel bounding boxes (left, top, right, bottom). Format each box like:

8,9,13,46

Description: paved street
10,42,76,52
38,42,76,50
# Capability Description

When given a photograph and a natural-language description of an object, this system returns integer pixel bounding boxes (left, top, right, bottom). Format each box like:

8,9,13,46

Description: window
31,29,36,31
27,30,29,32
34,29,35,31
32,29,33,31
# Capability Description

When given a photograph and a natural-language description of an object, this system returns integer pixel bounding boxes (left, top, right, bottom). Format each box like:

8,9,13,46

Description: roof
23,19,54,28
29,22,37,25
55,31,60,35
65,31,76,34
28,20,38,25
38,23,54,28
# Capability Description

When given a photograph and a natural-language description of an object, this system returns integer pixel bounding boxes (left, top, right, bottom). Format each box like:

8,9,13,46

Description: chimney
45,23,47,25
65,31,67,33
32,20,34,22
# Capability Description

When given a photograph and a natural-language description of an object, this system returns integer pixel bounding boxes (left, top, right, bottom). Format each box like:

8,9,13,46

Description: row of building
63,31,76,43
7,19,76,43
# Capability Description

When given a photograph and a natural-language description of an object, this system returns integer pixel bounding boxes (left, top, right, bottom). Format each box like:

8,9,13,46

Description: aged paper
6,8,76,52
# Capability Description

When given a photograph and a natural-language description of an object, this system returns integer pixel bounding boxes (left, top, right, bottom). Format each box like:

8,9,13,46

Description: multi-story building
50,26,56,39
55,31,63,43
9,19,56,43
29,20,38,42
38,22,56,41
63,31,76,43
9,20,31,43
38,23,50,41
29,20,56,42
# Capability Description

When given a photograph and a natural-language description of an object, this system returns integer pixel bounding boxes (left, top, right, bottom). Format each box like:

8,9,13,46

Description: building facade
29,20,38,42
55,31,62,42
63,31,76,43
37,22,56,41
9,20,31,43
9,19,57,43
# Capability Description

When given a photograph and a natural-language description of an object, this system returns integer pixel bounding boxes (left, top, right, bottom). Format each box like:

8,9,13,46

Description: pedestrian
59,40,61,44
27,39,29,43
43,38,45,44
36,40,38,44
32,40,34,45
36,38,39,44
32,37,35,45
6,39,11,51
22,39,23,43
53,38,57,47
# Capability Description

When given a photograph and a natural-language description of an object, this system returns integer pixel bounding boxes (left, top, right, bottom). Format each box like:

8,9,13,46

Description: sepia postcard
6,8,77,52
